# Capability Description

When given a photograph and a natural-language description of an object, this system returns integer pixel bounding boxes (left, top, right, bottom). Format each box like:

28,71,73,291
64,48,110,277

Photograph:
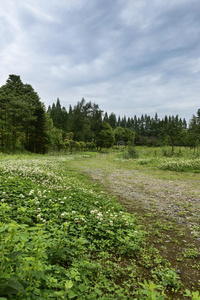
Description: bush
122,146,139,159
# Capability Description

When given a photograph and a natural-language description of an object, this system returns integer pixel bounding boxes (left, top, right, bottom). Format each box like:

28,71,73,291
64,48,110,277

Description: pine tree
0,75,49,153
108,113,117,128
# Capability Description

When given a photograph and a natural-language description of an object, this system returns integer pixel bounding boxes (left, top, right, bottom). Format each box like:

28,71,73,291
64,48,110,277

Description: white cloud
0,0,200,123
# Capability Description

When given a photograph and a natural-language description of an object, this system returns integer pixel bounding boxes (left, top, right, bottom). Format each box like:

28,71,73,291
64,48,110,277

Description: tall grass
114,146,200,172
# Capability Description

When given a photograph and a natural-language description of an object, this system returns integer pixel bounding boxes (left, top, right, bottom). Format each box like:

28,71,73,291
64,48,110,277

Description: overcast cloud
1,0,200,123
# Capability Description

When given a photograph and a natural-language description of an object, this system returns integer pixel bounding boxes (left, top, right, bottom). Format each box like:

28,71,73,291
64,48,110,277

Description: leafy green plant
183,248,199,259
120,146,139,159
0,152,198,299
138,280,165,299
159,158,200,172
184,289,200,300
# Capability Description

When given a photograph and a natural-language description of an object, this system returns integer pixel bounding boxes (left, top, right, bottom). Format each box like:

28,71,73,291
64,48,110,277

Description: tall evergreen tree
103,112,109,123
108,112,117,128
187,110,200,149
0,75,49,153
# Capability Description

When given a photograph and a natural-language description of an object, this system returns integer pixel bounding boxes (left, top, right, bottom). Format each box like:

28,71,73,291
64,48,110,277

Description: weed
138,280,165,299
183,248,199,259
184,289,200,299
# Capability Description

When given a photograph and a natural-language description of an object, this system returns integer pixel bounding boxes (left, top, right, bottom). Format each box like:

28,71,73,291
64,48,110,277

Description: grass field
0,147,200,299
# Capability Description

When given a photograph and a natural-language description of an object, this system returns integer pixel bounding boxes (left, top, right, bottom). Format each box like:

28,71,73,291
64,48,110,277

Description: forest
0,74,200,154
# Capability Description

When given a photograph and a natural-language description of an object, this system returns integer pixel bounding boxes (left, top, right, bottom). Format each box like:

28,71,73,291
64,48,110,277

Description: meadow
0,147,200,299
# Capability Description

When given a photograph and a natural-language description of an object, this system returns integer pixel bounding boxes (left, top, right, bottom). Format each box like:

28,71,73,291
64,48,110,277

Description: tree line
0,75,200,153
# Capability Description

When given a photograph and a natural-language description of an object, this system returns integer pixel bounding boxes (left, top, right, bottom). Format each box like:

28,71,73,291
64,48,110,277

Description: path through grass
69,151,200,298
0,152,200,299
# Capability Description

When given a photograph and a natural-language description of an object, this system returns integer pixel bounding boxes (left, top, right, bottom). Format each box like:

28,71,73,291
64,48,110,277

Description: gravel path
72,158,200,238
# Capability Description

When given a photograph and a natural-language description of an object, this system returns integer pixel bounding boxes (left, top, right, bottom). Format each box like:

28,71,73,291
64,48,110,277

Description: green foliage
48,98,103,144
1,154,190,299
124,127,135,144
2,73,200,154
138,280,165,299
0,155,146,298
114,126,126,142
120,146,139,159
2,74,200,154
184,289,200,300
152,268,181,291
187,109,200,150
114,127,135,145
0,153,198,298
159,158,200,172
183,248,199,259
96,122,115,149
0,75,49,154
47,98,68,132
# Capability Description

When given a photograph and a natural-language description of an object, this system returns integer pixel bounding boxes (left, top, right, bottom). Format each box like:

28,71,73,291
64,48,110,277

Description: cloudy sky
1,0,200,123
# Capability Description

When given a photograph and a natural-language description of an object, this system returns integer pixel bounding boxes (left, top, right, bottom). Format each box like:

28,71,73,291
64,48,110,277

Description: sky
1,0,200,123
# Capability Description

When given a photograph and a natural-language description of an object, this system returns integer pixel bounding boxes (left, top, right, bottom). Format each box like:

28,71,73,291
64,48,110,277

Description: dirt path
71,155,200,238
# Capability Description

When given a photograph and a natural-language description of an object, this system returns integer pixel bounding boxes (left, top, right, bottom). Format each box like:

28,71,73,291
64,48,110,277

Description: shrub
122,146,139,159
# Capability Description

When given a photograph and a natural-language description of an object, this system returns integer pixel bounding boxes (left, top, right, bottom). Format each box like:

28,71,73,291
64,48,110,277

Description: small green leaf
7,278,26,295
65,280,73,290
67,289,77,299
7,251,22,259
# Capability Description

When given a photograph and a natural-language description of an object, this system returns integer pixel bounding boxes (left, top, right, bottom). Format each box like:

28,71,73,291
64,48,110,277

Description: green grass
115,146,200,171
0,150,200,299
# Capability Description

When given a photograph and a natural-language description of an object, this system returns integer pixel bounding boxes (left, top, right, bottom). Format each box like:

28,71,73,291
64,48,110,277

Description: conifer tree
0,75,49,153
